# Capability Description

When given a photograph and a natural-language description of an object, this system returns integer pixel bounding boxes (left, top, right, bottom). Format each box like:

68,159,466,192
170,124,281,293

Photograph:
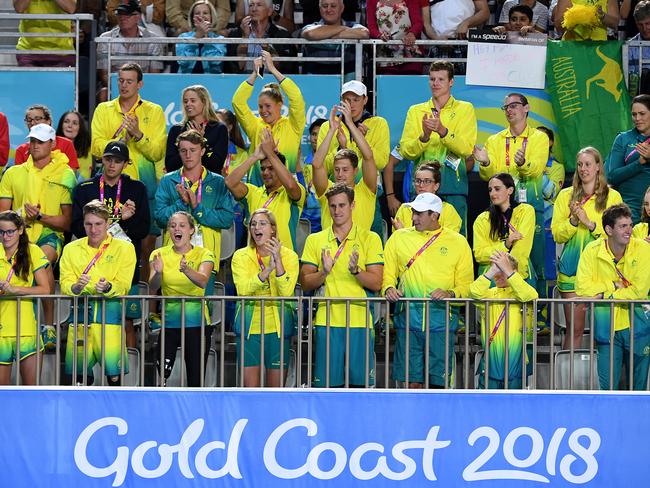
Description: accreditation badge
516,180,527,204
108,222,132,243
444,152,461,171
191,225,204,248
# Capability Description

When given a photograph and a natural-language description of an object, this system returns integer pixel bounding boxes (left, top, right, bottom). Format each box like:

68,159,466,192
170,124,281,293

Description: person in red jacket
11,104,79,170
0,112,9,166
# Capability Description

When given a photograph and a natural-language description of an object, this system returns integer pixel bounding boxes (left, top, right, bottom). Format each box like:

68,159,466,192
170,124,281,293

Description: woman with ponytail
552,147,623,349
232,49,305,186
0,211,51,385
473,173,536,280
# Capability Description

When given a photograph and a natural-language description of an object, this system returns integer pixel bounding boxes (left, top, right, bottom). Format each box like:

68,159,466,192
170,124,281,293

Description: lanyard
82,241,110,275
502,214,518,234
606,241,631,287
577,192,593,207
405,231,442,270
182,172,203,204
256,250,267,271
332,238,347,265
3,255,15,284
624,135,650,162
99,176,122,218
505,136,528,168
112,100,143,139
488,307,508,346
263,191,278,208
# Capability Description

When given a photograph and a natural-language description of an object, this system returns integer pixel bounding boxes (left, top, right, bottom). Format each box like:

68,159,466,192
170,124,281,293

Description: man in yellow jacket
397,61,477,235
91,62,166,280
576,204,650,390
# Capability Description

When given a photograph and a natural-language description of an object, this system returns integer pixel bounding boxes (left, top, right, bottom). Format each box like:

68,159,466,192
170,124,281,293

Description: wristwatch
36,212,42,221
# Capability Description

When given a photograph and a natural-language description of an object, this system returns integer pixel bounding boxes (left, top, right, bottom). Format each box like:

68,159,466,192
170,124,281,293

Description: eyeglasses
0,228,18,237
24,116,46,124
501,102,524,111
414,178,435,186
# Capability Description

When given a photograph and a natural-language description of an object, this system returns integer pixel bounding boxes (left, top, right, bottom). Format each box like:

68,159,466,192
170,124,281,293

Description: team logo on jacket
440,247,448,256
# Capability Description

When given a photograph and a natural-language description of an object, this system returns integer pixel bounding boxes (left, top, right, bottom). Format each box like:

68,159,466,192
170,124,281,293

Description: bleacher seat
296,218,311,256
554,349,600,390
220,223,237,264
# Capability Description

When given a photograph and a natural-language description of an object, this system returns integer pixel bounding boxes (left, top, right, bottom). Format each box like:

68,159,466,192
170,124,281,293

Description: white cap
406,192,443,214
26,123,56,142
341,80,367,97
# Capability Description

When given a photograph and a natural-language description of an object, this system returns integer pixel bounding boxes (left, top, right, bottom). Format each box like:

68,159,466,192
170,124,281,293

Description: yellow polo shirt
318,179,376,231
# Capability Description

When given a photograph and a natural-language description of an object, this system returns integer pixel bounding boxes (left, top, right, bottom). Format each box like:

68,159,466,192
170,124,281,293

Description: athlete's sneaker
42,325,56,351
149,313,162,332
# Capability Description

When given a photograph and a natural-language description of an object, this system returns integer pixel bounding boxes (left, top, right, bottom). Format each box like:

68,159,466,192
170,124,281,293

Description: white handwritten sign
466,30,547,89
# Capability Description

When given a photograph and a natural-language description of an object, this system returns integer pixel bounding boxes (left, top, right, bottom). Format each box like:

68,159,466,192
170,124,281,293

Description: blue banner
0,71,75,161
376,75,564,164
3,388,649,486
111,74,341,155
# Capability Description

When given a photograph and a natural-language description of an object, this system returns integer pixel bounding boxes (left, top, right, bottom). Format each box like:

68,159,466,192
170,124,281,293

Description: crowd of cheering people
1,0,650,390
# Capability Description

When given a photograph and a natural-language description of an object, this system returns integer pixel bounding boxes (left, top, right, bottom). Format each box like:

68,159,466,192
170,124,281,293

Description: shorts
0,336,43,364
125,284,142,320
236,333,290,369
313,326,375,387
36,232,63,259
65,323,128,377
392,329,454,387
557,272,575,293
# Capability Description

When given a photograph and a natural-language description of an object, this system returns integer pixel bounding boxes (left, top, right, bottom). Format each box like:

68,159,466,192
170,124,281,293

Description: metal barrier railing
2,293,648,391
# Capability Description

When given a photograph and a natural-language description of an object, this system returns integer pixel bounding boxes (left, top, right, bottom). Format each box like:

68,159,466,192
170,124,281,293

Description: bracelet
385,192,395,197
104,282,113,293
351,267,360,276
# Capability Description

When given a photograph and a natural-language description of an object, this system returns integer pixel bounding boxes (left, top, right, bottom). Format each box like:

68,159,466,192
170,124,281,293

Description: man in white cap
382,192,473,388
315,79,390,235
0,123,77,348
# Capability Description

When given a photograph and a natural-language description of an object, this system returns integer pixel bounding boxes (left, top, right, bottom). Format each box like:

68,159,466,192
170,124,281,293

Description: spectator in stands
422,0,488,75
226,0,296,74
232,208,299,386
498,0,549,32
61,200,136,386
176,0,227,74
555,0,619,40
423,0,488,40
621,0,643,39
470,251,538,389
107,0,165,37
626,1,650,96
552,147,623,350
226,129,305,251
14,104,79,170
493,5,536,35
301,0,358,25
0,124,75,351
633,185,650,239
165,85,228,174
156,129,233,275
367,0,423,75
0,211,51,386
96,0,163,103
606,95,650,224
473,173,535,295
91,62,166,285
232,51,305,185
72,141,150,349
392,161,461,232
298,118,326,233
301,183,384,387
474,93,548,300
397,61,477,235
235,0,294,32
0,113,8,166
300,0,369,75
56,110,92,179
537,126,565,327
576,203,650,390
166,0,230,36
312,105,378,232
14,0,76,67
149,211,215,387
383,192,473,388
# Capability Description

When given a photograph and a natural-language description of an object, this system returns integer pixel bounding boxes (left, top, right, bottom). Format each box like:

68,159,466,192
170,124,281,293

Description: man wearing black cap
97,0,163,103
71,141,150,347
